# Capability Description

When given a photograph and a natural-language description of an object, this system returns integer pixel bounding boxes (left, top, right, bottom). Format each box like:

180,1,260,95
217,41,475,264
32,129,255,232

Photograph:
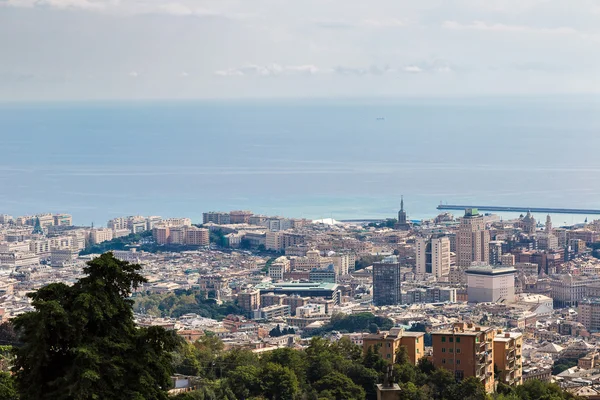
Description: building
237,290,260,317
309,265,337,283
373,256,402,306
265,231,283,252
394,196,412,231
431,323,496,393
515,211,536,235
466,264,516,303
185,227,209,246
457,209,490,268
50,247,79,267
578,299,600,332
255,282,341,304
363,327,425,365
255,304,290,320
229,210,253,224
493,330,523,386
268,256,290,281
202,212,231,225
550,274,600,308
89,228,114,245
416,235,451,279
52,214,72,226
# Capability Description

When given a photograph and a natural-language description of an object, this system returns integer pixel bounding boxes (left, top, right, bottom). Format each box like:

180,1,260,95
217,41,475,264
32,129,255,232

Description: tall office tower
416,235,451,279
545,214,552,233
457,209,490,268
373,256,402,306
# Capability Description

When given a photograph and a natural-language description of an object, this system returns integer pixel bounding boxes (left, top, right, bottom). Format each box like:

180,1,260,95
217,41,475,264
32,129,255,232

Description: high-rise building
457,209,490,268
416,235,451,279
238,290,261,317
229,210,253,224
431,323,496,393
373,256,401,306
578,299,600,332
466,264,516,303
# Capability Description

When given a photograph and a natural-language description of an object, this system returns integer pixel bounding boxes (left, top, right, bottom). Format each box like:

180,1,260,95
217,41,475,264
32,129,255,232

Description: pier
437,205,600,215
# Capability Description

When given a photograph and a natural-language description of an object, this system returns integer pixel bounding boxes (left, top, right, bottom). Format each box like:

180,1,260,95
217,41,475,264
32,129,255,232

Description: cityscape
1,200,600,398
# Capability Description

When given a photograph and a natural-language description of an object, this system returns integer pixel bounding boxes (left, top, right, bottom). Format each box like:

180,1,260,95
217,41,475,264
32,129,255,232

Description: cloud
403,65,423,73
215,64,322,77
442,20,580,35
128,71,139,78
313,17,407,30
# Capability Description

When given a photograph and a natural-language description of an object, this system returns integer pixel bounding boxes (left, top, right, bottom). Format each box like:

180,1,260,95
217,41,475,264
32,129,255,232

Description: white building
416,235,451,279
268,256,290,281
466,264,516,303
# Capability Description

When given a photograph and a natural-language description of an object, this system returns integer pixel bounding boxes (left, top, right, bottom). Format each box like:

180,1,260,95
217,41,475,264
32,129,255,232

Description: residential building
493,330,523,386
466,264,516,303
255,304,290,320
309,265,337,283
255,282,340,304
229,210,253,224
185,227,209,246
431,323,496,393
52,214,72,226
89,228,114,245
202,212,231,225
268,256,290,281
416,235,451,279
265,231,283,251
363,327,425,365
578,299,600,332
373,256,402,306
238,290,261,317
550,274,600,308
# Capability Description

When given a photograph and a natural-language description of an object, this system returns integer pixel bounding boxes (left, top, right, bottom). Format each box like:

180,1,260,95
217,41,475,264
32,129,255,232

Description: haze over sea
1,96,599,227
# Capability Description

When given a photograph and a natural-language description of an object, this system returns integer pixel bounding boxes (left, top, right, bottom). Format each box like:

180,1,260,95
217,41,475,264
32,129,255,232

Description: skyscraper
373,256,401,306
456,209,490,268
416,235,451,279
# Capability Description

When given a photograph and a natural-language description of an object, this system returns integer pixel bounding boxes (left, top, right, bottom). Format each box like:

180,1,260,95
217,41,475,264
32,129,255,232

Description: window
417,349,420,354
457,348,461,354
457,360,461,365
449,348,453,353
442,348,446,353
449,337,454,343
456,337,460,343
442,337,446,343
387,354,391,359
387,343,391,348
416,338,419,343
442,359,446,364
475,337,480,343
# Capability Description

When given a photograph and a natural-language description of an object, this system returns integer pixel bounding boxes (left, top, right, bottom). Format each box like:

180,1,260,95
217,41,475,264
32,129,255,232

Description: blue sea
0,96,599,226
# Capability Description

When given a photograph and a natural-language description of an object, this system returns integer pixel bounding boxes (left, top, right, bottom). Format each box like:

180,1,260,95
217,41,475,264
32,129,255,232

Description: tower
395,196,411,231
546,215,552,233
373,256,401,306
456,208,490,268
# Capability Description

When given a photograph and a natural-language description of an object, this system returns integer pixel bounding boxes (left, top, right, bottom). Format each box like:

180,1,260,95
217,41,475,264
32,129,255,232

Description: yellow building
431,323,496,393
363,328,425,365
493,330,523,386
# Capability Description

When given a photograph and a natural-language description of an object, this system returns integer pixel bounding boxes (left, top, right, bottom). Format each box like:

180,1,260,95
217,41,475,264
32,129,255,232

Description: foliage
79,230,153,255
0,322,18,346
208,230,227,248
306,312,393,337
269,324,296,337
355,255,385,271
133,289,244,320
366,219,397,229
12,252,180,400
551,358,578,375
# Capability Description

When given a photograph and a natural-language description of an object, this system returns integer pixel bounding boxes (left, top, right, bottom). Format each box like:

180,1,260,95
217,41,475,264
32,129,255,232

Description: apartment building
578,299,600,332
431,323,496,393
268,256,290,281
373,256,401,306
493,330,523,387
203,212,231,225
89,228,114,245
363,327,425,365
457,209,490,268
237,290,261,317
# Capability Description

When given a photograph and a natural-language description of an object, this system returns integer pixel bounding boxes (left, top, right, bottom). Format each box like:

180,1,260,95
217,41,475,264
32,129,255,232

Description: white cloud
442,20,580,35
179,71,189,77
128,71,139,78
215,64,322,77
403,65,423,73
362,18,405,28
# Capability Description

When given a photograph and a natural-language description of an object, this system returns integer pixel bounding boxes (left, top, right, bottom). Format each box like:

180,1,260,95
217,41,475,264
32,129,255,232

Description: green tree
450,376,488,400
12,252,179,400
314,371,366,400
226,365,262,399
260,362,299,400
0,372,18,400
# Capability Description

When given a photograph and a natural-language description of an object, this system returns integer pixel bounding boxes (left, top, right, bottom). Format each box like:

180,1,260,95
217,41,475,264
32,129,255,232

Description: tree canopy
12,252,179,400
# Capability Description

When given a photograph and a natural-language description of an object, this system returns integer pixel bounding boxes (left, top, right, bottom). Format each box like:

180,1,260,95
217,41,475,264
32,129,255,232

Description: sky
1,0,600,100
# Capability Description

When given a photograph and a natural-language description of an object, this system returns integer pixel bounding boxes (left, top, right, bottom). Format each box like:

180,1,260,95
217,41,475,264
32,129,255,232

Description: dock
437,205,600,215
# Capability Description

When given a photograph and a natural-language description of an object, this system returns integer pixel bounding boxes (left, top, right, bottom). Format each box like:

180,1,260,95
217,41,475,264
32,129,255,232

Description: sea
1,96,599,227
